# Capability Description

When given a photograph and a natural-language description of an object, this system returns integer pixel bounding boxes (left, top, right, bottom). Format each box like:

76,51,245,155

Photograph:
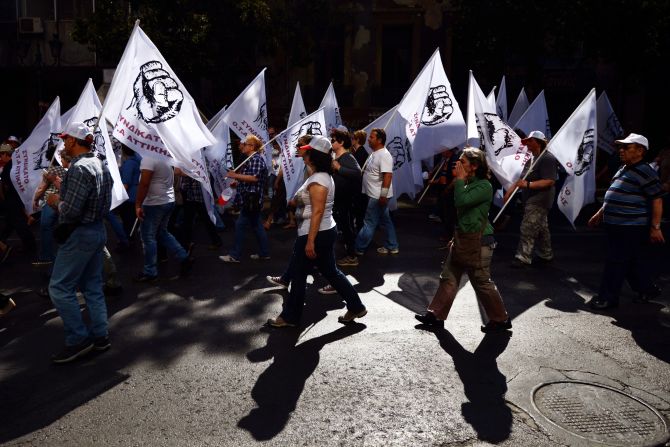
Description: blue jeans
230,210,269,260
354,197,399,253
39,203,59,262
106,211,129,245
280,227,365,324
140,202,187,276
49,221,107,346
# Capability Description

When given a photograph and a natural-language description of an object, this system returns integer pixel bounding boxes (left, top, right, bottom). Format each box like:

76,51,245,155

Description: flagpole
492,148,549,223
231,133,280,172
90,19,140,135
416,157,446,204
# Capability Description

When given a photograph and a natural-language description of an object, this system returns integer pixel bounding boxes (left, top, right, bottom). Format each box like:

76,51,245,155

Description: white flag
514,90,551,138
54,106,75,166
596,91,624,155
10,97,61,213
204,105,233,198
221,68,270,169
507,87,529,127
103,23,216,167
65,79,129,210
277,109,327,201
318,82,342,133
473,86,528,190
495,76,508,122
550,89,598,226
466,71,490,147
288,82,307,127
397,48,466,160
364,106,423,199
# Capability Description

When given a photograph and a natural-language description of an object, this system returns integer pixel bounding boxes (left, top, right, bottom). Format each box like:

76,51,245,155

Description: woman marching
268,135,367,327
415,147,512,333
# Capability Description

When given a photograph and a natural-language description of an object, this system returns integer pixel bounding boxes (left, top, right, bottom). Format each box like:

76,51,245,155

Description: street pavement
1,202,669,446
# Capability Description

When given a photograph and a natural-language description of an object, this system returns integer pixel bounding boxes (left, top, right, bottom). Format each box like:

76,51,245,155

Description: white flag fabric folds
550,89,598,226
514,90,551,138
365,106,423,199
54,106,75,166
473,86,528,190
495,76,508,122
507,87,529,127
10,97,62,213
318,82,342,133
596,91,624,155
204,105,234,199
103,23,216,167
288,82,307,127
65,79,129,210
466,71,490,147
221,68,271,168
277,108,327,201
396,48,466,160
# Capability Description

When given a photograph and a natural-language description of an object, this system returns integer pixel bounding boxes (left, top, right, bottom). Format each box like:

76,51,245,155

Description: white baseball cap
336,124,349,133
300,135,332,154
614,133,648,150
522,130,547,142
58,121,94,140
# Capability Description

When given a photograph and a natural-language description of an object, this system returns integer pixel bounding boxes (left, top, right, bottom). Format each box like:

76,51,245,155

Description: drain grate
533,381,669,446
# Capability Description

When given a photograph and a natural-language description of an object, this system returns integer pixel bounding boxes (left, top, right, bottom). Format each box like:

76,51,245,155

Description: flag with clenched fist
103,22,215,169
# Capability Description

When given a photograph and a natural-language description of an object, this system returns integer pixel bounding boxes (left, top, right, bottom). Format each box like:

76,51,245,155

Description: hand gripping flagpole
231,133,281,173
492,147,549,224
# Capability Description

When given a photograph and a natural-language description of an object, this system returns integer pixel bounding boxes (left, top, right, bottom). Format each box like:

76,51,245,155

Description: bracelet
380,187,389,198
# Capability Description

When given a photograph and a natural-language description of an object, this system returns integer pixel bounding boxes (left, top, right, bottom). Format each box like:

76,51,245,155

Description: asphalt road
1,202,669,446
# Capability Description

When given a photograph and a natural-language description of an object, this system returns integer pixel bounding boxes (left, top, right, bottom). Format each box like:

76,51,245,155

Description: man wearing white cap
45,121,113,363
588,133,665,309
505,130,558,267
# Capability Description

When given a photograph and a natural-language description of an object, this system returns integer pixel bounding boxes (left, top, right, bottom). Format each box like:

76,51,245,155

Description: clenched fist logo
254,103,268,132
83,116,107,162
291,121,323,140
388,136,412,170
574,129,595,176
421,85,453,126
481,113,514,156
129,61,184,124
33,133,60,170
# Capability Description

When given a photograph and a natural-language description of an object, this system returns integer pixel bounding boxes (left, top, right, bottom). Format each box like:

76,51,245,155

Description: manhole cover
533,381,669,446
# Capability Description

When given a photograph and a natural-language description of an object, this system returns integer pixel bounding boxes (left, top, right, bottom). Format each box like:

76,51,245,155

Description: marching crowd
0,119,668,364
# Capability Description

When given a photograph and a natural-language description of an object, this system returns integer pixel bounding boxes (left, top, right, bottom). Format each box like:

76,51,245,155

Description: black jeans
280,227,365,324
180,200,221,246
597,224,655,304
333,199,356,256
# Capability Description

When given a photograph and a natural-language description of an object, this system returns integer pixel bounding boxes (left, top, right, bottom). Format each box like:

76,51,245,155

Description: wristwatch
651,223,661,230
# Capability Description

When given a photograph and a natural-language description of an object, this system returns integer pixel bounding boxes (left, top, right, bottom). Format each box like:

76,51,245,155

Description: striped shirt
603,162,664,226
58,152,113,224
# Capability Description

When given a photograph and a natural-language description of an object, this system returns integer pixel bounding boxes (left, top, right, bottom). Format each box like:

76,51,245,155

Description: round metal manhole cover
533,381,669,446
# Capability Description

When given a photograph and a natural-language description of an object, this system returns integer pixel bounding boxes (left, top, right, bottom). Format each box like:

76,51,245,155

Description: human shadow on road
239,322,366,441
429,327,513,443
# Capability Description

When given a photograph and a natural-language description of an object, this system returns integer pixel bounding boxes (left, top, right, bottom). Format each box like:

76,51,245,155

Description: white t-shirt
294,172,336,236
362,147,394,199
140,157,175,206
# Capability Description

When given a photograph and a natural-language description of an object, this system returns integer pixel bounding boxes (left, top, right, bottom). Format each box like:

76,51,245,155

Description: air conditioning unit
18,17,44,34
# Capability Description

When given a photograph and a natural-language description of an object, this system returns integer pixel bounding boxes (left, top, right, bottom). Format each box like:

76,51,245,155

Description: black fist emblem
130,61,184,123
421,85,453,126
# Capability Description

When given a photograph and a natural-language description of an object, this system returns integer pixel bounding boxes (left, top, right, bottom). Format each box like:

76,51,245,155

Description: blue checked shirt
58,152,113,224
181,175,204,203
234,152,267,209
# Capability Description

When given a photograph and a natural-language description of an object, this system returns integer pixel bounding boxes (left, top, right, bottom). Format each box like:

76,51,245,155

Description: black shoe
179,257,194,277
134,273,158,283
481,319,513,333
414,312,444,328
104,285,123,297
589,296,618,310
93,336,111,352
52,339,94,364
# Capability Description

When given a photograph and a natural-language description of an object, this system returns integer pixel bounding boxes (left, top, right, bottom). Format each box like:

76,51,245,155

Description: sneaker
267,316,296,328
589,296,618,310
179,256,194,277
338,308,368,323
0,246,12,263
219,255,240,263
377,247,399,255
51,339,94,364
266,276,288,289
93,336,111,352
414,312,444,328
134,273,159,283
250,254,271,260
481,319,513,333
0,298,16,316
318,284,338,295
337,256,359,267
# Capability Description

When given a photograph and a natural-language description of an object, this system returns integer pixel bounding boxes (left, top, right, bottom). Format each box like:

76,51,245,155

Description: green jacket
453,177,494,236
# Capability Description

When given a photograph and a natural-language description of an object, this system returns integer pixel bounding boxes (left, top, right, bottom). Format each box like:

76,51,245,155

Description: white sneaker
317,284,338,295
219,255,240,263
377,247,399,255
250,254,271,260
